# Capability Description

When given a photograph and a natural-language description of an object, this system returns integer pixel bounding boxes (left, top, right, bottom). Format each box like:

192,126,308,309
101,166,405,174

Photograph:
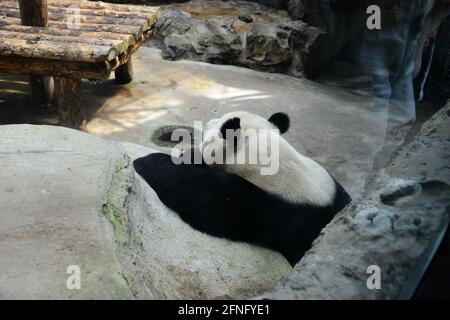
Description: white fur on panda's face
200,111,337,207
200,111,282,170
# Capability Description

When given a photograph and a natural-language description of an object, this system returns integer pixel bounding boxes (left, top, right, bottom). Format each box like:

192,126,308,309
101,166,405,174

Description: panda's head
200,111,290,176
199,111,340,206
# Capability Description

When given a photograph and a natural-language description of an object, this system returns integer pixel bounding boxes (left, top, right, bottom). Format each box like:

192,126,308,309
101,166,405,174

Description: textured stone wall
261,102,450,299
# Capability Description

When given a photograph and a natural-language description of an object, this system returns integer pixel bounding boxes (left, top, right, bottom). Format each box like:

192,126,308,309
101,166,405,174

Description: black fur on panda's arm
133,151,351,266
133,152,267,241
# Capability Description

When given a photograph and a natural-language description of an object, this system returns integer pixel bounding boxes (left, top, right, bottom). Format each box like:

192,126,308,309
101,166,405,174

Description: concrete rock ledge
261,102,450,300
0,125,290,299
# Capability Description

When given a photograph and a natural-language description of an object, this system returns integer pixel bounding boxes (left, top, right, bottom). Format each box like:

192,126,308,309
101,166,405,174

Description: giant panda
133,111,351,266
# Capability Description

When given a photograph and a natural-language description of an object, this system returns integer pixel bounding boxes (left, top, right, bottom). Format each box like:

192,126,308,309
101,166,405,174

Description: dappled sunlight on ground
82,49,277,143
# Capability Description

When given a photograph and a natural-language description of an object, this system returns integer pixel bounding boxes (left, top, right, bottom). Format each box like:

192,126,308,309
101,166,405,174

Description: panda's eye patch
219,117,240,139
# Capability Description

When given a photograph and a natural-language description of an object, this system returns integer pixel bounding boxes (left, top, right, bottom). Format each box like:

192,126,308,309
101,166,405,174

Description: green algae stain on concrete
101,154,134,246
102,202,123,242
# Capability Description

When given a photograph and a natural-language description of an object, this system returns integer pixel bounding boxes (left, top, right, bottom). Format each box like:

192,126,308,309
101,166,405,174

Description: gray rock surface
151,0,322,76
0,125,291,299
0,126,133,299
261,102,450,299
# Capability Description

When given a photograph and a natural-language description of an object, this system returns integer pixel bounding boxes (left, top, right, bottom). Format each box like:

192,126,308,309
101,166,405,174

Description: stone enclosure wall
262,102,450,299
150,0,322,77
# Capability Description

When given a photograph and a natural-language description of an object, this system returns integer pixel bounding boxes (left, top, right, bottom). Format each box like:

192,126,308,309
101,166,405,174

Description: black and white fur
134,112,351,265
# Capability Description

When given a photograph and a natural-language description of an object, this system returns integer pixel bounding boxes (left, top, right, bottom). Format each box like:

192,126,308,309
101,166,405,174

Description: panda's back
134,152,351,266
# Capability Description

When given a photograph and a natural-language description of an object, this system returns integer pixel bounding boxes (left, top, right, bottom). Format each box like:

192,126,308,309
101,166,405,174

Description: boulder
151,0,322,76
0,125,291,299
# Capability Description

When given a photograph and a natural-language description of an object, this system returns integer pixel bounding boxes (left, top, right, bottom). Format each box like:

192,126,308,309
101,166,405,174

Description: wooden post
18,0,51,106
115,58,134,84
54,77,86,129
18,0,49,27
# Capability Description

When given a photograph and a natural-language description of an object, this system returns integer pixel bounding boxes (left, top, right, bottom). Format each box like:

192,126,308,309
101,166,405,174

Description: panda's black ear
220,117,240,139
268,112,290,134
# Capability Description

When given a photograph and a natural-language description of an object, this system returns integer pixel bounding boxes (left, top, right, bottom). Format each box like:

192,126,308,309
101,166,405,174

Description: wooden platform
0,0,159,128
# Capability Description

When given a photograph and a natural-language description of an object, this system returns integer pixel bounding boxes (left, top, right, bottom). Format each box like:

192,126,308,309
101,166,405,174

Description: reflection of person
299,0,449,168
306,0,449,127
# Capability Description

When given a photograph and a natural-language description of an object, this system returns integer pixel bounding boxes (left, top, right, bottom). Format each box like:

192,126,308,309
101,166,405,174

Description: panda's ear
268,112,290,134
220,117,241,139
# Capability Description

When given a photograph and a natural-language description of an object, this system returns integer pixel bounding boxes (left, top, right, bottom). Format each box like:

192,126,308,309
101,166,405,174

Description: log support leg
54,77,85,129
28,76,54,106
18,1,52,106
114,58,134,84
29,76,47,106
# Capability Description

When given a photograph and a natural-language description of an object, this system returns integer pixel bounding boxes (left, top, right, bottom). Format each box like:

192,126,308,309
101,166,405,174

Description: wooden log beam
51,20,144,40
18,0,49,106
45,0,158,14
115,29,153,66
0,30,128,55
1,16,144,40
0,39,119,62
55,77,85,129
2,1,157,24
1,8,149,29
0,55,114,80
115,57,133,84
0,24,136,47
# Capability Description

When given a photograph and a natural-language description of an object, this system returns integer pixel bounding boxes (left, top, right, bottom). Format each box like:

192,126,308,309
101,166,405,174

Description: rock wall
151,0,323,77
261,102,450,299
